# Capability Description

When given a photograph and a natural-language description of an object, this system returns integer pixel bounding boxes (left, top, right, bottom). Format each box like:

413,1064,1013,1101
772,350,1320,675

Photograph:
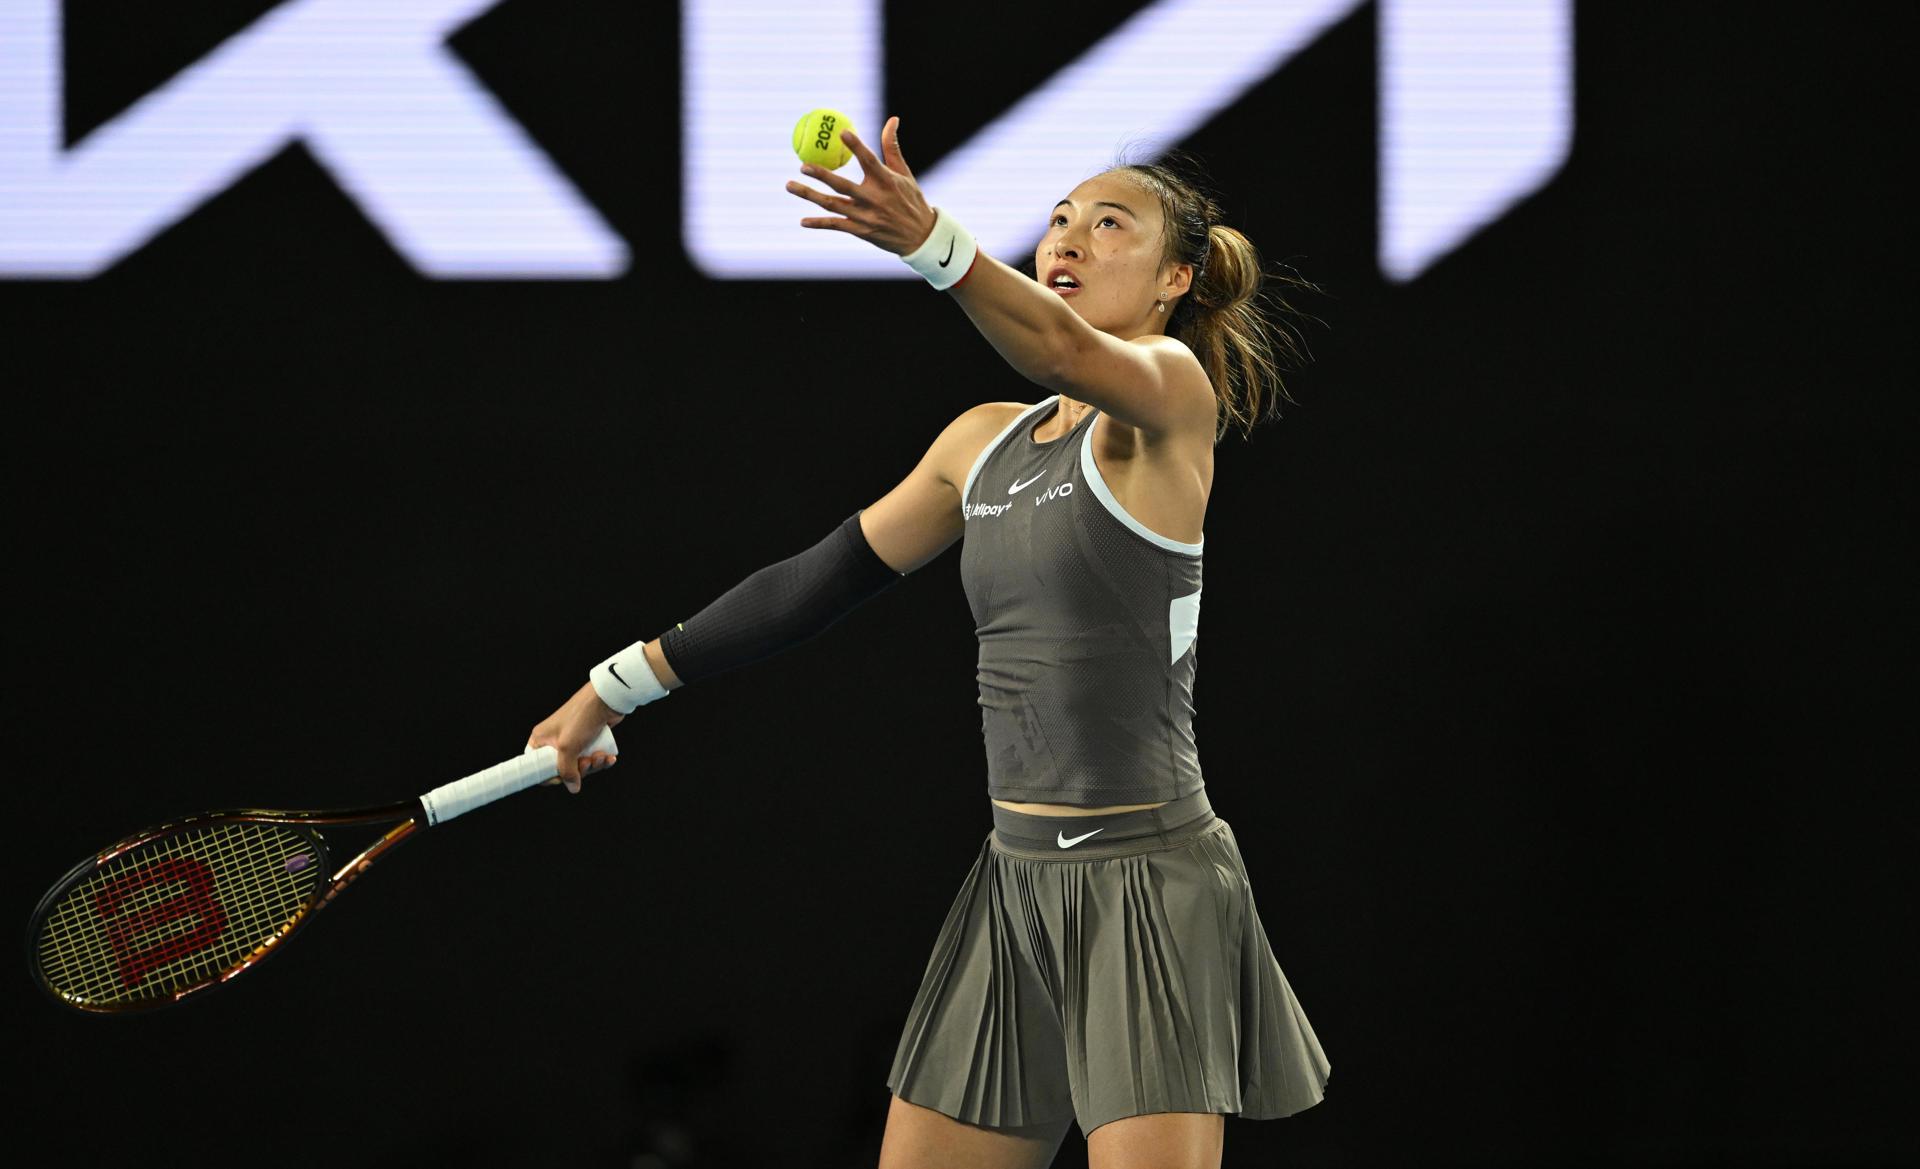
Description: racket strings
36,822,326,1008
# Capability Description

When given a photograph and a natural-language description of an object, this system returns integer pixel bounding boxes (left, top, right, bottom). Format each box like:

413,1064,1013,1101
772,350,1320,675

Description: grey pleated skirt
885,789,1332,1137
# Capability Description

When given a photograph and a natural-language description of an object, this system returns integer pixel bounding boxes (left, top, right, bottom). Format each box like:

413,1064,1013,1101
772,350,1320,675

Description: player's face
1034,172,1177,336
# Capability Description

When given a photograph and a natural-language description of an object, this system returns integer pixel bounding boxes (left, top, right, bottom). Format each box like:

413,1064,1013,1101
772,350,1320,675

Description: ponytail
1113,159,1320,442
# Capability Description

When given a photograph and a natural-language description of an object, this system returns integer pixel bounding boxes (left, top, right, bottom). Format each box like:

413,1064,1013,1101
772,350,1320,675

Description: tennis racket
27,725,618,1014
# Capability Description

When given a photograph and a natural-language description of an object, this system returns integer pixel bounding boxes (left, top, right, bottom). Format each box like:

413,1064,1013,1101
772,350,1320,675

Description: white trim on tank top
1080,412,1206,555
961,396,1060,506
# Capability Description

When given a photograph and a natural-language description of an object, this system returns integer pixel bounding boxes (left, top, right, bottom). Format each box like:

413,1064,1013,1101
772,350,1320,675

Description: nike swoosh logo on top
939,238,956,267
608,663,629,687
1057,828,1104,849
1009,471,1048,493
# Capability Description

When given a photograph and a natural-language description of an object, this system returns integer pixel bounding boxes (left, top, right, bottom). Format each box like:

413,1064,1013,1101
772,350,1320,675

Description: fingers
539,750,618,795
786,180,871,235
787,121,922,245
566,751,619,795
799,162,860,197
881,116,914,178
798,216,867,234
533,682,631,796
841,128,888,178
555,751,583,794
785,178,854,215
530,725,618,795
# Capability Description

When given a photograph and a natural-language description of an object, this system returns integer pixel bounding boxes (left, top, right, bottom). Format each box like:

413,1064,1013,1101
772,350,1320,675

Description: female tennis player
530,116,1331,1169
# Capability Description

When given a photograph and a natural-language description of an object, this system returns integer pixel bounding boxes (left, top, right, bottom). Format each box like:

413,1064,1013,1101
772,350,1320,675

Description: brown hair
1110,156,1320,442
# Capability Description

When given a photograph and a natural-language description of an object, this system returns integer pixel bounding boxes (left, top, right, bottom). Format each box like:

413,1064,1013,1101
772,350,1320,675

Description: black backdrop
6,3,1907,1167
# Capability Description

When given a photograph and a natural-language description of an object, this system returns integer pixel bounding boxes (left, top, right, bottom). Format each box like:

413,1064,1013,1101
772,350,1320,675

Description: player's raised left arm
944,254,1206,438
785,116,1207,439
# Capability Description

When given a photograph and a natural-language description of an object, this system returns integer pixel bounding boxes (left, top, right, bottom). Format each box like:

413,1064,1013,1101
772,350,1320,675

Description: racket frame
27,800,424,1014
29,727,615,1014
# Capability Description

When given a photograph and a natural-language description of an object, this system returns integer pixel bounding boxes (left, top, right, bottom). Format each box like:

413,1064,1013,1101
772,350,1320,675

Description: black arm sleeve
656,510,907,685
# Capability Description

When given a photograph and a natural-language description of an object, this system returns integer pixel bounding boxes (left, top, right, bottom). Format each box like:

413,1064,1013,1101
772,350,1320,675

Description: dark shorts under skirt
885,789,1332,1137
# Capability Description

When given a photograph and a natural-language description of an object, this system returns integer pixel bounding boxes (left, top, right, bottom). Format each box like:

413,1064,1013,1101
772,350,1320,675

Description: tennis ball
793,108,855,170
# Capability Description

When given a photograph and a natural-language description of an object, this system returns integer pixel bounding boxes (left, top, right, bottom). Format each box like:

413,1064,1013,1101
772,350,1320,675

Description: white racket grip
419,725,619,826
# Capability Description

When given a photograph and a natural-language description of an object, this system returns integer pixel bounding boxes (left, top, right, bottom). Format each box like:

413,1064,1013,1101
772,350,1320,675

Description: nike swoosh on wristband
1057,828,1104,848
607,663,629,687
939,238,955,267
1009,471,1048,493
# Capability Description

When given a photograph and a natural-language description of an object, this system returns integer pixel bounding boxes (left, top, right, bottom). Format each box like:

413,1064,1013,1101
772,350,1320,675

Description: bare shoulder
930,400,1031,491
1128,334,1218,437
859,401,1031,575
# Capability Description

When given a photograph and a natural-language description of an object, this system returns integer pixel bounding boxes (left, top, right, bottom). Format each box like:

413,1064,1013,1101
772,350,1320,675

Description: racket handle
419,725,619,826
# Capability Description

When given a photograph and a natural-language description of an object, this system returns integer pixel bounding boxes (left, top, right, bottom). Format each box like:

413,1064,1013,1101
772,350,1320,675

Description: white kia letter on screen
682,0,1572,283
1379,0,1572,280
0,0,627,278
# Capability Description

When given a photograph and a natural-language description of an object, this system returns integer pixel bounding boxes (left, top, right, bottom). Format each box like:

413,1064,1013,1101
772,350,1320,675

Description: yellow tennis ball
793,108,855,170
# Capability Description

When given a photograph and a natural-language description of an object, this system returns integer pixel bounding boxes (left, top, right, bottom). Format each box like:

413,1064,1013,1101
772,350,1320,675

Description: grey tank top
959,395,1205,805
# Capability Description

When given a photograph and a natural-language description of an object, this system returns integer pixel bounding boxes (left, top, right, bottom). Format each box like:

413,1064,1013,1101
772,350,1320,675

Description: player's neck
1036,395,1089,441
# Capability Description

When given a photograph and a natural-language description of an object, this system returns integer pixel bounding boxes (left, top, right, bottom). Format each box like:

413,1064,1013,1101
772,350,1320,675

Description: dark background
5,3,1908,1166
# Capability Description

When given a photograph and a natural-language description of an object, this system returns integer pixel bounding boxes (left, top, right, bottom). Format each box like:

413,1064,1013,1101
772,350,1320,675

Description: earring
1156,294,1167,314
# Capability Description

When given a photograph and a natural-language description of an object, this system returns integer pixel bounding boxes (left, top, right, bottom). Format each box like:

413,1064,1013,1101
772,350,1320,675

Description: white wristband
590,640,671,714
900,207,978,290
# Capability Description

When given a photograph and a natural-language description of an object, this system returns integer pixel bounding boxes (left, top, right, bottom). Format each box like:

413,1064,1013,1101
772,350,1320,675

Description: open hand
786,116,938,256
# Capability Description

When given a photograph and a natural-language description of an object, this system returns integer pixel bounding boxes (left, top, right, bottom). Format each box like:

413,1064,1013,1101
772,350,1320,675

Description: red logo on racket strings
92,857,229,988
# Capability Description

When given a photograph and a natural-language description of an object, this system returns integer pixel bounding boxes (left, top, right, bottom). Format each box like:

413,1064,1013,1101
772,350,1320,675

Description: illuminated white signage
686,0,1570,283
1379,0,1572,280
0,0,1569,282
0,0,627,278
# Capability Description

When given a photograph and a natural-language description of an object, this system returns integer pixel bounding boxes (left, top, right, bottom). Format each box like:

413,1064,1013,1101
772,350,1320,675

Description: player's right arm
531,401,1016,789
859,400,1018,573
